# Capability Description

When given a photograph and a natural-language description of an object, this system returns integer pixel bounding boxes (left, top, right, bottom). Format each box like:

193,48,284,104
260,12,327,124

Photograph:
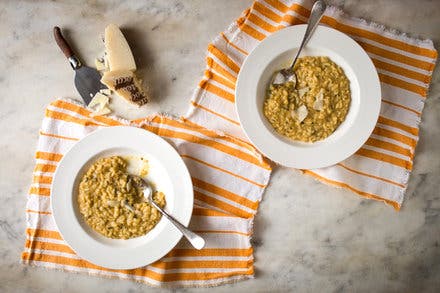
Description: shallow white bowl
51,126,193,269
235,24,381,169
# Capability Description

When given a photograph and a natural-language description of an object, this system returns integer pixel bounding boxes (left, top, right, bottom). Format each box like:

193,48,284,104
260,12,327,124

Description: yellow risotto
77,156,165,239
263,56,351,142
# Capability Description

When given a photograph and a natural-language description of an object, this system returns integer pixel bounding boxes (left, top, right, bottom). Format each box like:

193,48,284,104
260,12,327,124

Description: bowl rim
51,125,194,269
235,24,381,169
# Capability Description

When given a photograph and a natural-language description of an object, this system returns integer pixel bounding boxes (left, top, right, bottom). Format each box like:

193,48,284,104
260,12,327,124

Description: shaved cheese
272,72,297,85
296,105,308,122
88,92,109,111
293,105,308,122
298,87,309,98
272,72,285,85
287,73,297,85
313,89,324,111
90,106,111,117
105,24,136,71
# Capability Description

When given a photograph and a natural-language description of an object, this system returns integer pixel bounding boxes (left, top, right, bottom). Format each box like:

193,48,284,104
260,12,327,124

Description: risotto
263,56,351,142
77,156,166,239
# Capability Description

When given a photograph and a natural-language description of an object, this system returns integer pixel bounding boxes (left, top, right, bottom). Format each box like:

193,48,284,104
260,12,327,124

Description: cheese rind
105,24,136,71
101,70,148,106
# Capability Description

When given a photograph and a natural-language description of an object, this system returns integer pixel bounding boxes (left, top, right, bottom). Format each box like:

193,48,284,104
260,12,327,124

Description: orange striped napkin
22,99,271,286
22,0,438,287
185,0,437,210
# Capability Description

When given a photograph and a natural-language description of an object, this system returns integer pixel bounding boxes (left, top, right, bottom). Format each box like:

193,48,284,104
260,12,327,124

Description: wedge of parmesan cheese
105,24,136,72
101,70,148,106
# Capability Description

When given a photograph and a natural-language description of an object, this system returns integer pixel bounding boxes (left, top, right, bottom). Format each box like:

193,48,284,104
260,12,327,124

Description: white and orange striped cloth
23,0,437,287
22,99,271,286
185,0,437,210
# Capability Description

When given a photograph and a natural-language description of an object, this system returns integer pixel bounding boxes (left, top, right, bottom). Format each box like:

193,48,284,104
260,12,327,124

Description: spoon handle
289,0,327,70
151,201,206,250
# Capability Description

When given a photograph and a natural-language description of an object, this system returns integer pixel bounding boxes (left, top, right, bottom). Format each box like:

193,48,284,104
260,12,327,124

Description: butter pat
105,24,136,71
101,70,148,106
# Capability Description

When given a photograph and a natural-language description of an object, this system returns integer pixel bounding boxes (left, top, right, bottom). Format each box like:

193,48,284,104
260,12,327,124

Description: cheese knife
53,26,106,105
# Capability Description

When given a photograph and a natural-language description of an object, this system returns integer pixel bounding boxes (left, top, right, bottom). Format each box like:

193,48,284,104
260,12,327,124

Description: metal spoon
130,175,206,250
272,0,327,85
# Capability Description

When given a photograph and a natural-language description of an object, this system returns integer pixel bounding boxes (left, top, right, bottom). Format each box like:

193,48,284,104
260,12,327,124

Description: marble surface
1,0,439,292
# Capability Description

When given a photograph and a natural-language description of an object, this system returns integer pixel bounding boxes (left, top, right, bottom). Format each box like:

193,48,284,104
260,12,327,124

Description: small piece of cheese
88,92,109,111
99,89,112,96
90,106,111,117
88,93,108,109
101,70,148,106
298,87,309,99
272,72,285,85
105,24,136,71
287,73,297,85
292,105,308,123
313,89,324,111
272,72,297,86
95,58,107,71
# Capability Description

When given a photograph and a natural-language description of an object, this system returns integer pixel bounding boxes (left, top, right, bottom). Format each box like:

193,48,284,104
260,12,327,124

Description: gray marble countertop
1,0,439,292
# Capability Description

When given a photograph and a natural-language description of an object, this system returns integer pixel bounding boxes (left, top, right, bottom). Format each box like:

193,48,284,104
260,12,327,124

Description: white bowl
51,126,193,269
235,25,381,169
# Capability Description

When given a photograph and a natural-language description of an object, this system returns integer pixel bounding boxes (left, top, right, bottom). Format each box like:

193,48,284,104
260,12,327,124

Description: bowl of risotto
51,126,193,269
235,24,381,169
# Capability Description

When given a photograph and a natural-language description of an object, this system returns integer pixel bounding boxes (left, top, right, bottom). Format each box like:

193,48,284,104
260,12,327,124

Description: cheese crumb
95,58,107,71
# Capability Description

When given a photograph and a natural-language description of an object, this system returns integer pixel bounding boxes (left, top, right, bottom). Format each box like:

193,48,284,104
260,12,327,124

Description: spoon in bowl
130,175,206,250
272,0,327,86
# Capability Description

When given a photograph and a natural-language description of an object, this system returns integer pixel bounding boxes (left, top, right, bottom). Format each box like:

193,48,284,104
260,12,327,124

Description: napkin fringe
300,169,403,210
325,6,435,50
58,97,133,126
21,259,254,288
